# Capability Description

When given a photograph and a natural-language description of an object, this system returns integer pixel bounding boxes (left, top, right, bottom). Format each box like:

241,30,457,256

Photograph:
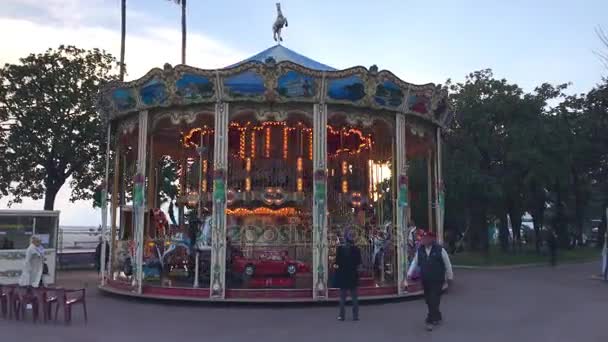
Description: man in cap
406,231,454,331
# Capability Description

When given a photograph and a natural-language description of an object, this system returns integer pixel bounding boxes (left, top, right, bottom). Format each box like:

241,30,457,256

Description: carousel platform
98,280,445,303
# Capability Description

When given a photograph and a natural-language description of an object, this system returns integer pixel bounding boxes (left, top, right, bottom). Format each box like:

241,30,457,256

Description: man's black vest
418,244,446,283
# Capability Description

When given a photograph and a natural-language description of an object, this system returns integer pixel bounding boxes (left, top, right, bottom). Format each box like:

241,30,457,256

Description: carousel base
99,279,447,303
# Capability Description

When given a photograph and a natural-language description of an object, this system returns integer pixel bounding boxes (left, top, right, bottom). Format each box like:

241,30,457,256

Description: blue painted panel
327,76,365,101
223,71,265,98
112,88,136,111
374,81,404,107
140,79,168,106
176,74,214,101
277,71,316,98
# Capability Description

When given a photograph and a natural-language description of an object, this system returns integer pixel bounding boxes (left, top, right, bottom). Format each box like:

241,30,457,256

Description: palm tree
168,0,187,65
119,0,126,81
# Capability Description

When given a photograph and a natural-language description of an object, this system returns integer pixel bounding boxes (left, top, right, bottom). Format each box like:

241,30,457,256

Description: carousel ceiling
98,45,450,127
226,45,336,71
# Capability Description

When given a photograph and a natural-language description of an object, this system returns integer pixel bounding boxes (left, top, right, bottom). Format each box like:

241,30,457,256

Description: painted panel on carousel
276,71,316,98
407,90,432,114
223,71,266,98
139,78,168,106
374,80,404,108
112,88,137,111
327,75,366,102
176,73,214,102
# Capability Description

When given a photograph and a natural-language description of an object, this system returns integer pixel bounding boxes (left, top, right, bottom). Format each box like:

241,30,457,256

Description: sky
0,0,606,226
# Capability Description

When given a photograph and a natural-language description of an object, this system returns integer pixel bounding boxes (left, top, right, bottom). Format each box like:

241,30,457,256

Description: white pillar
100,123,111,286
108,143,121,282
134,110,148,294
210,101,229,299
313,103,328,300
396,114,409,294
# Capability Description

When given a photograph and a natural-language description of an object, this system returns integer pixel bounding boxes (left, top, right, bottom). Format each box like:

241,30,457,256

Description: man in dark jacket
407,231,453,331
95,237,110,273
547,229,558,266
334,231,362,321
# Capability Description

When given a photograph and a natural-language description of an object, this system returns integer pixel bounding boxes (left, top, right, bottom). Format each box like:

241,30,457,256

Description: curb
454,263,547,270
454,259,597,270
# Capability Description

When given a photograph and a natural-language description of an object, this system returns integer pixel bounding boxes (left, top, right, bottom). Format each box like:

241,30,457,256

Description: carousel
97,7,450,302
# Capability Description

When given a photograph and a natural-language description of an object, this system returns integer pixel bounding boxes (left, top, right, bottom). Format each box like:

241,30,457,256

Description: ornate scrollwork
255,109,288,122
116,115,138,135
262,59,280,102
362,71,378,107
150,110,203,129
345,113,374,127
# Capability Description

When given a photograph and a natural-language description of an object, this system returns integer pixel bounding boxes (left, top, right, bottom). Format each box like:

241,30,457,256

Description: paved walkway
3,262,607,342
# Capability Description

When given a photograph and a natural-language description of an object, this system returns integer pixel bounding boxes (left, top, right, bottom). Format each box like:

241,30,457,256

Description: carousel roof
226,44,336,71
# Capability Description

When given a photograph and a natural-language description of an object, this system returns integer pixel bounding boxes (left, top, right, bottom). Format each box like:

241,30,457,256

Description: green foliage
444,70,608,252
0,45,119,209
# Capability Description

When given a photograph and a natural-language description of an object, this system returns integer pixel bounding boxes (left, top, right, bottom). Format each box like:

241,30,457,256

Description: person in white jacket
19,236,45,288
405,231,453,331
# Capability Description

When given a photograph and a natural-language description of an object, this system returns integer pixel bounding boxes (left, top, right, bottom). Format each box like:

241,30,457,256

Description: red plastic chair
13,286,40,322
54,288,87,324
32,287,59,323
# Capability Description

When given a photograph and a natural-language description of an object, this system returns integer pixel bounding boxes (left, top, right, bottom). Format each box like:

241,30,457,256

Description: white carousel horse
372,222,392,269
273,3,288,42
195,216,213,251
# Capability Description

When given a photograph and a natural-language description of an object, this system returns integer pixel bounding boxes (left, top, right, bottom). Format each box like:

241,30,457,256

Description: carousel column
313,103,329,300
435,127,444,244
147,135,156,210
395,114,409,295
134,110,148,294
100,123,111,286
109,141,121,281
210,102,228,299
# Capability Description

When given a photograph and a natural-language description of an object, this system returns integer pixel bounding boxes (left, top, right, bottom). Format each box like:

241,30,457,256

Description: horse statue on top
273,3,288,43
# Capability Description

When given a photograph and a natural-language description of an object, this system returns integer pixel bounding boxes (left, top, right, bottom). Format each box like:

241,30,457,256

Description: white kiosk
0,210,60,285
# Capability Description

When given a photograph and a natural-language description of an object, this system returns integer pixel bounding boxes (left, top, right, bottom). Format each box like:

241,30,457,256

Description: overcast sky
0,0,606,226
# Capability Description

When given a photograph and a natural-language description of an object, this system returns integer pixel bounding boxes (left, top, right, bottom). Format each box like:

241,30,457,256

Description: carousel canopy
226,45,336,71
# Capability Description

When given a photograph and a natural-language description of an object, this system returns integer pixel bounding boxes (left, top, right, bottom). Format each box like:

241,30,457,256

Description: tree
0,45,119,210
0,109,8,198
445,70,510,252
579,79,608,247
157,156,179,225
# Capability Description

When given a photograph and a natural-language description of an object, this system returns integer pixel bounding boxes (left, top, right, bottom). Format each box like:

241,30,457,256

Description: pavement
2,262,607,342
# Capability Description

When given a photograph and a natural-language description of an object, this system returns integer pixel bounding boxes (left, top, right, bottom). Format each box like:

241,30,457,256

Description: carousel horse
371,223,391,275
151,208,168,237
272,3,288,42
161,232,192,263
195,215,213,251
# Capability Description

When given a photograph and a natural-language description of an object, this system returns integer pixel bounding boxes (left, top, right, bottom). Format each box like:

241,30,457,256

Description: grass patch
451,246,601,267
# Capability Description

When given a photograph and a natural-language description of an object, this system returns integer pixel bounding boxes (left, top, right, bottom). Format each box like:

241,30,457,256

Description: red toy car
231,251,310,278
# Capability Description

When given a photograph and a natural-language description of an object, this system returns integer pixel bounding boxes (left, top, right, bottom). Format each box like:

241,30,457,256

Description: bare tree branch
594,26,608,71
